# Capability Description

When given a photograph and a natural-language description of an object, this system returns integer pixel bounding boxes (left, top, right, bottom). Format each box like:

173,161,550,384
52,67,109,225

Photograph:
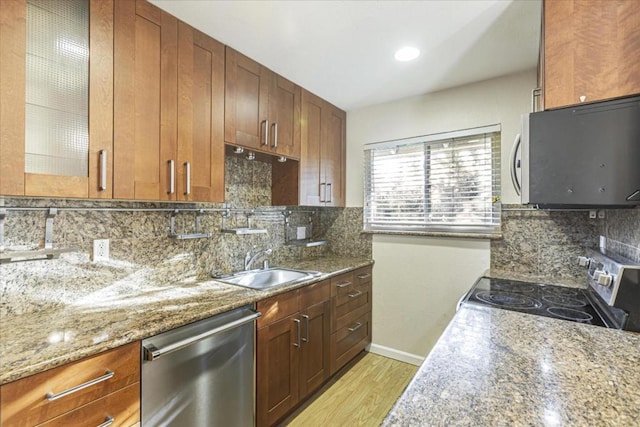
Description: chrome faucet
244,247,273,270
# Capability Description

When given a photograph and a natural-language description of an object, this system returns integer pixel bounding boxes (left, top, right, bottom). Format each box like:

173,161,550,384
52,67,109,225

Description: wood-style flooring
285,353,418,427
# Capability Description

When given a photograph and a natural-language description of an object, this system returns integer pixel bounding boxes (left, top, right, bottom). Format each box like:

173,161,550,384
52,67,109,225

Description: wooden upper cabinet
225,47,301,159
299,90,346,207
114,0,177,201
323,105,346,207
114,0,224,202
543,0,640,109
176,22,225,202
0,0,113,198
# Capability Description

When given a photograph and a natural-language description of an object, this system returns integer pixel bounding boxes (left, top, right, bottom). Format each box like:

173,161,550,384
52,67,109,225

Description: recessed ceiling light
394,46,420,62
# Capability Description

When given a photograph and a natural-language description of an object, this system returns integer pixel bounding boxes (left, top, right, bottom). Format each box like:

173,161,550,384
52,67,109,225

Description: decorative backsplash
603,208,640,263
491,206,605,283
0,154,371,316
492,205,640,282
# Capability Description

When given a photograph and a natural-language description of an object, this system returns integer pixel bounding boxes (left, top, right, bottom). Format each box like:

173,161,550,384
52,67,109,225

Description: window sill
362,229,502,240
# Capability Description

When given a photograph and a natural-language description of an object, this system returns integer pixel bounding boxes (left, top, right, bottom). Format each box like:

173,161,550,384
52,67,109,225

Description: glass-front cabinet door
0,0,113,198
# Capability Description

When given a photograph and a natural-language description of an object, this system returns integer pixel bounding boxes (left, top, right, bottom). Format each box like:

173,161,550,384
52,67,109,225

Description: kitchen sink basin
215,267,322,290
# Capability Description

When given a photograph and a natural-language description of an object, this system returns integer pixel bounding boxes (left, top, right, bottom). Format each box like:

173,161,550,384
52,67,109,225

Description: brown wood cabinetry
271,89,346,207
225,47,301,160
256,280,331,427
330,266,373,374
0,0,114,198
0,342,140,427
543,0,640,109
114,0,224,202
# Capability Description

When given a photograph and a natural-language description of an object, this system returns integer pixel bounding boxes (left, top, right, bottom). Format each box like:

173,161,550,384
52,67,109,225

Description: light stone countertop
0,256,373,385
383,303,640,426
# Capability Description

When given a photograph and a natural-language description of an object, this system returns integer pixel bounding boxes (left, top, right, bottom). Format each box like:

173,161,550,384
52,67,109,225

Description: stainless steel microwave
512,95,640,208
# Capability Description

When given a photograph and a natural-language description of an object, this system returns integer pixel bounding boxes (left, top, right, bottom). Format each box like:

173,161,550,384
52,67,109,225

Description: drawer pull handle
348,322,363,333
348,290,363,298
357,273,371,280
46,370,114,401
336,281,352,288
98,416,114,427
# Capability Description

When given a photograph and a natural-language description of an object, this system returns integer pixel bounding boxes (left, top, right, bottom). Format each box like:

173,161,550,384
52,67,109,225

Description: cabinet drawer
38,382,140,427
330,311,371,375
352,266,372,287
0,342,140,427
332,282,371,332
330,271,355,298
257,289,300,329
300,279,330,308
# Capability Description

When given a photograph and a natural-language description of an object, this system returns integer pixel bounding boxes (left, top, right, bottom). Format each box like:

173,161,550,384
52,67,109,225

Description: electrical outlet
598,210,606,219
589,210,597,219
93,239,109,261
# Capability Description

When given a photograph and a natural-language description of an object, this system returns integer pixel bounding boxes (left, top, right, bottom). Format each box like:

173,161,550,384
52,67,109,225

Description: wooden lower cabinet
256,266,373,427
256,280,331,427
0,342,140,427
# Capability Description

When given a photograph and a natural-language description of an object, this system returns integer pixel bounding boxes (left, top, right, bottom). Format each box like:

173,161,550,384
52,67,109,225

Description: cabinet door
176,22,224,202
225,47,269,151
299,90,323,206
0,0,113,198
299,300,331,399
269,74,301,159
544,0,640,109
114,0,177,200
322,104,346,207
257,314,300,427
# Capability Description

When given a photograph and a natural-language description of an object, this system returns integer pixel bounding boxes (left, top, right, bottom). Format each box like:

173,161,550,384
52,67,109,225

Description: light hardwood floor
286,353,418,427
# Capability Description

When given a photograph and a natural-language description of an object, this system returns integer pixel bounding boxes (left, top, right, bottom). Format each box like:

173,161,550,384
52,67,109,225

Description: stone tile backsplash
0,155,371,315
492,205,640,281
491,206,604,282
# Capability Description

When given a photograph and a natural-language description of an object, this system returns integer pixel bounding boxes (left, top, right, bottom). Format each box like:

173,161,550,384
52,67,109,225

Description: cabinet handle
301,314,310,343
326,183,332,203
293,318,301,348
347,322,362,333
168,160,175,194
261,120,269,146
336,281,352,288
99,149,107,191
357,273,371,280
272,122,278,148
46,370,114,401
98,416,114,427
348,290,363,298
184,162,191,196
319,183,326,202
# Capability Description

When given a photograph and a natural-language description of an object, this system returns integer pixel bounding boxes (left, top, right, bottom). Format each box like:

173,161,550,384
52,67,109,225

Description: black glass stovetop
464,277,607,327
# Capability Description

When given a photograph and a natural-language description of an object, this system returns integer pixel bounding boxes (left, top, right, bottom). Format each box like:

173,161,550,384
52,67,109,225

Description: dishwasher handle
143,310,261,361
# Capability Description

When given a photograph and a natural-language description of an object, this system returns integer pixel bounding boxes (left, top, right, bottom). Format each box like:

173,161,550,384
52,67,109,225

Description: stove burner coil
491,283,536,293
546,307,593,322
475,291,543,309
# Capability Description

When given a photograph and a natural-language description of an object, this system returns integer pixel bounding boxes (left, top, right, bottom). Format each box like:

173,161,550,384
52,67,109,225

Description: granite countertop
383,304,640,426
0,256,373,385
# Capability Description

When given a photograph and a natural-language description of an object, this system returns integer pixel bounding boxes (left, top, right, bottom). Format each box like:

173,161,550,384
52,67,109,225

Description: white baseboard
368,343,424,366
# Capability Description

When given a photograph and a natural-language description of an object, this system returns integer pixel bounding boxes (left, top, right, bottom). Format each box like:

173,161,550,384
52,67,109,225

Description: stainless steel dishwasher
141,305,260,427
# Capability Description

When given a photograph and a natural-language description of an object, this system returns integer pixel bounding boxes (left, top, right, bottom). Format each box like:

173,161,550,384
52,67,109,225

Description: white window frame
363,124,501,236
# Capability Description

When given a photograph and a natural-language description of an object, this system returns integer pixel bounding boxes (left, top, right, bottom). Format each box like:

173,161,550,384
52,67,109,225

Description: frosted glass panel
25,0,89,177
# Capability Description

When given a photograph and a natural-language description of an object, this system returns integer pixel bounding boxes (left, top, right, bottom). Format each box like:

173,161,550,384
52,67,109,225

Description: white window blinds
364,125,501,235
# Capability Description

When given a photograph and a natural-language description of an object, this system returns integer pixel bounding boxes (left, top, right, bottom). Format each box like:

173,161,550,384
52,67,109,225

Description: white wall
347,69,537,362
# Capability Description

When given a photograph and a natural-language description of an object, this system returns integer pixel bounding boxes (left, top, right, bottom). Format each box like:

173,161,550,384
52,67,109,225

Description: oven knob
595,270,613,287
577,256,591,267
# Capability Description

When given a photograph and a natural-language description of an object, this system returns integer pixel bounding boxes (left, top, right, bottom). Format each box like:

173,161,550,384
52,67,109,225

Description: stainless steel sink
215,267,322,290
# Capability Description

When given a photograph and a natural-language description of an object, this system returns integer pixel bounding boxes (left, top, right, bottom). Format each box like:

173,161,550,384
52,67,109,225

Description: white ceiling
149,0,541,111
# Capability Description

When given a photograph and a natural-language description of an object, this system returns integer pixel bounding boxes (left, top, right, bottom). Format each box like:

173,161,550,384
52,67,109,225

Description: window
364,125,501,235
